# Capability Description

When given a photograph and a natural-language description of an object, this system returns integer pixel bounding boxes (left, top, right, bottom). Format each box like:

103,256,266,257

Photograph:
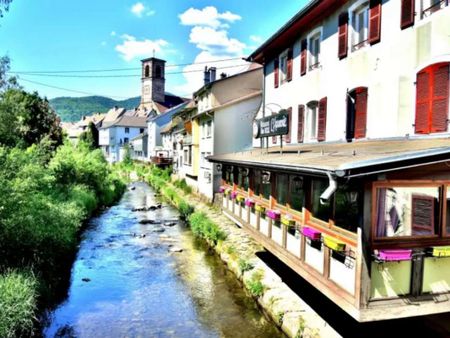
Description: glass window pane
312,178,332,222
254,170,261,196
446,187,450,236
375,187,440,238
334,185,362,233
276,174,289,205
290,176,305,211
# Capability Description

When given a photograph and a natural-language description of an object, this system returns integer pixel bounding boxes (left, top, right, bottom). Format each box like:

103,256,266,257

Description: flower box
266,209,281,220
323,235,345,252
376,249,412,262
301,226,321,241
224,188,231,196
245,198,255,207
255,204,266,213
281,214,296,226
429,246,450,257
236,195,245,203
219,186,226,193
231,191,238,200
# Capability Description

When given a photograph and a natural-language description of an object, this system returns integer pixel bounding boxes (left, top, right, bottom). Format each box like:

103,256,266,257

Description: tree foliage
0,0,13,18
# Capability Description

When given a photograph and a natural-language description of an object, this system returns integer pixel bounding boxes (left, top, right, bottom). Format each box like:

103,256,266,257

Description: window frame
279,49,289,84
305,101,319,141
307,27,322,71
421,0,448,19
349,0,370,52
372,181,450,248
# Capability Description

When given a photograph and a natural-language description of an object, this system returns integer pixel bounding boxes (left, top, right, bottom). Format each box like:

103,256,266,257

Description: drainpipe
320,172,337,205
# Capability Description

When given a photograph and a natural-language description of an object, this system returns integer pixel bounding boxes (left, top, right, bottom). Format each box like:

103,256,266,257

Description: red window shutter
297,105,305,143
431,63,449,132
354,88,368,139
284,107,292,143
272,111,277,144
400,0,415,30
287,48,293,82
369,0,382,45
274,58,279,88
318,97,327,142
300,39,307,76
411,194,435,235
338,12,348,59
415,69,431,134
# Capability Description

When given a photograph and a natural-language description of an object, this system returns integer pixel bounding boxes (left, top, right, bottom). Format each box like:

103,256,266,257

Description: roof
208,138,450,178
160,122,172,134
100,115,147,129
249,0,343,63
78,113,105,127
147,101,191,122
154,93,190,113
102,107,126,123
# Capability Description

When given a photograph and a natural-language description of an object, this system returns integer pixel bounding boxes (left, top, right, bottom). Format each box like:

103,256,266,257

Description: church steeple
141,57,166,108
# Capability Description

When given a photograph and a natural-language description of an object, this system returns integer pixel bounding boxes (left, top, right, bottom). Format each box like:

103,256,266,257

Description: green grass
0,271,37,338
246,269,265,297
238,259,254,274
188,212,227,244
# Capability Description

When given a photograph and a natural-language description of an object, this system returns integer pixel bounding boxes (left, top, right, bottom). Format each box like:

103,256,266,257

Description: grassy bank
0,142,126,337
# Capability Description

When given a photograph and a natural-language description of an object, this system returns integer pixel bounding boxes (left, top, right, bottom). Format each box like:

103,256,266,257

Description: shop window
238,168,250,191
290,176,305,211
375,186,439,238
311,178,332,222
415,62,449,134
334,185,362,233
276,173,289,205
255,170,271,200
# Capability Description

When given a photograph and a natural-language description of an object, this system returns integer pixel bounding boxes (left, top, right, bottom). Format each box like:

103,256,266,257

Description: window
237,167,250,191
297,105,305,143
309,32,321,70
279,50,288,83
140,128,145,133
124,137,129,144
352,2,369,50
311,178,332,222
144,65,150,78
254,169,271,200
276,174,289,205
206,120,212,138
290,176,305,211
334,184,363,233
421,0,448,18
375,186,440,238
125,127,130,134
155,65,162,79
415,63,449,134
305,101,318,141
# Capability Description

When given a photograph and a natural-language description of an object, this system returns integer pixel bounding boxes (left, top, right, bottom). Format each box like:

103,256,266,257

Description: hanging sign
254,109,289,138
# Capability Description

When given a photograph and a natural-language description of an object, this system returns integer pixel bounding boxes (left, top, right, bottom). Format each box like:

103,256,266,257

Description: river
43,182,283,338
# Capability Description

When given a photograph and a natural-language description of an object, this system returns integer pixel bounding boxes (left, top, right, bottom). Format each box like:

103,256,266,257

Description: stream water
43,182,283,338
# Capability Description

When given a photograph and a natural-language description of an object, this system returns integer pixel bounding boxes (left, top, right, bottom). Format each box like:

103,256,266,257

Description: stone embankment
147,175,340,338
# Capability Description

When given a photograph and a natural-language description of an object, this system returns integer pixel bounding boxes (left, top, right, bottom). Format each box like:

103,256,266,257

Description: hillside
50,96,141,122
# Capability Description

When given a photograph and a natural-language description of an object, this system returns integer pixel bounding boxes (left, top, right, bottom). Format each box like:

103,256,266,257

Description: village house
209,0,450,322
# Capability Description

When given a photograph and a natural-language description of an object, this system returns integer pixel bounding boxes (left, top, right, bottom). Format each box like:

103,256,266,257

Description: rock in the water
169,247,183,253
82,278,91,282
152,227,165,233
163,222,177,227
139,219,156,224
130,186,136,191
132,207,146,212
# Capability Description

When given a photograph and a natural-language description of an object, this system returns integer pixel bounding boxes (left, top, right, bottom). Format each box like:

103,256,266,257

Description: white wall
255,2,450,148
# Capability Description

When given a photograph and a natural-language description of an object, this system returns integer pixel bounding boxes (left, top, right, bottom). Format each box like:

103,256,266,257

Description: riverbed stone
169,247,183,253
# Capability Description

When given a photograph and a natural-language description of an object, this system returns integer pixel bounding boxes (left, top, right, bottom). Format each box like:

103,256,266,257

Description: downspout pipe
320,172,337,205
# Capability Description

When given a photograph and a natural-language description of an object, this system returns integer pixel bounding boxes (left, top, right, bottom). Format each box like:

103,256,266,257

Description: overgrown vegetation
246,269,265,297
173,178,192,194
0,56,126,336
238,259,254,274
188,212,227,244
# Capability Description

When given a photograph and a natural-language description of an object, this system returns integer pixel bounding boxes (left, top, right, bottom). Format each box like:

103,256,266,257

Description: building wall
257,2,450,147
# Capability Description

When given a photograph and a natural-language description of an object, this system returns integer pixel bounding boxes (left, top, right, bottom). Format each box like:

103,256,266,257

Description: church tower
141,57,166,109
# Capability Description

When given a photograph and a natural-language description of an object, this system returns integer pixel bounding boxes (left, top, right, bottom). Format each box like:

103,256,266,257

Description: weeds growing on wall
188,212,227,244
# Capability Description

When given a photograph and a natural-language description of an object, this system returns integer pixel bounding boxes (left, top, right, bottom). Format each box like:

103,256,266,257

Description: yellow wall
370,261,411,299
192,118,200,176
423,258,450,294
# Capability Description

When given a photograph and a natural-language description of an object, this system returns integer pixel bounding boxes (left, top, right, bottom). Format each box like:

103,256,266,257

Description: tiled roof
101,115,147,129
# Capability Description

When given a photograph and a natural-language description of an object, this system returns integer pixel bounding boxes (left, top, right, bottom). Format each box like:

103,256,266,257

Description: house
208,0,450,322
99,109,147,163
192,65,263,200
130,132,148,161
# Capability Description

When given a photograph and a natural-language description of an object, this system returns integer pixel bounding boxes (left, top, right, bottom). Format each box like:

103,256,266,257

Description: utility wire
8,63,250,78
9,57,246,74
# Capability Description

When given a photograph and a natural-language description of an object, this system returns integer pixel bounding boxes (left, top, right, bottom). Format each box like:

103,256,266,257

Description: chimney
203,66,210,85
210,67,216,82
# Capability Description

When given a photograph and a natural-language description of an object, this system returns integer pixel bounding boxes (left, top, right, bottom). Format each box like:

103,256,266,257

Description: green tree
79,121,98,149
0,0,13,18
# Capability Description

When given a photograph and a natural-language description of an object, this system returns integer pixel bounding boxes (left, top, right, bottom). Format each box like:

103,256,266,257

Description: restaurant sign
253,110,289,138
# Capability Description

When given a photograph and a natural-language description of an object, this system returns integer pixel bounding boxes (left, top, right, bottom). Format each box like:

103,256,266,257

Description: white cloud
189,26,246,56
110,31,116,37
179,6,241,28
250,35,263,43
115,34,168,61
131,2,155,18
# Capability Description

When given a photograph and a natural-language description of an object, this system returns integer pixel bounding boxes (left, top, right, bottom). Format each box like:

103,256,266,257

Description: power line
7,63,250,78
9,57,246,74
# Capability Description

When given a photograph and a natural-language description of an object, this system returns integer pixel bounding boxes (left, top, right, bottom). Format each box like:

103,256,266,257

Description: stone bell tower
140,57,166,109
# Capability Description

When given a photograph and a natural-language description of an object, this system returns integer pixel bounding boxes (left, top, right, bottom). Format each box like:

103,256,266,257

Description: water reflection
43,182,283,338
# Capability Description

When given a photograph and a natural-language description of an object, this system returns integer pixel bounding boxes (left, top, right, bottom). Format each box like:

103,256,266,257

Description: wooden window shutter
338,12,349,59
287,48,293,82
431,63,449,133
415,69,431,134
400,0,415,30
411,194,435,235
284,107,292,143
354,88,368,139
297,104,305,143
369,0,382,45
300,39,307,76
318,97,327,142
274,58,279,88
272,111,277,144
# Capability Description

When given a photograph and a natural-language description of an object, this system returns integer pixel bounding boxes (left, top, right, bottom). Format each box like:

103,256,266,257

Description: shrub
238,259,254,274
188,212,227,244
173,178,192,194
178,199,195,219
246,269,265,297
0,271,37,338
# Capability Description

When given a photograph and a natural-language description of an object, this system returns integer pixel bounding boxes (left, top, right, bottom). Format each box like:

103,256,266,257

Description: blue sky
0,1,306,100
